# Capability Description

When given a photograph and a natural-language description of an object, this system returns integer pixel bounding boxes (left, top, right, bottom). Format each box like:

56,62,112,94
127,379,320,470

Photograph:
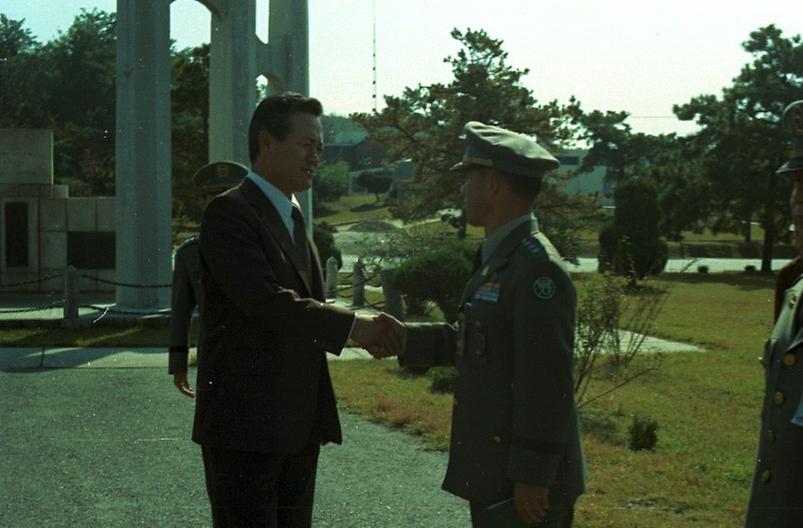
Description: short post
352,258,365,307
381,267,404,321
325,256,338,299
63,265,79,325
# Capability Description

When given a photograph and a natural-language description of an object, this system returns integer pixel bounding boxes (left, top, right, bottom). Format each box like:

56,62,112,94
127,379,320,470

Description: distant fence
0,262,402,323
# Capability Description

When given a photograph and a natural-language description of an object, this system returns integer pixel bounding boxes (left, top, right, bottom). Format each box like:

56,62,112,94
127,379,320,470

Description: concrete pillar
352,258,365,307
62,265,79,326
259,0,313,232
208,0,257,166
115,0,172,310
325,256,338,299
381,268,404,321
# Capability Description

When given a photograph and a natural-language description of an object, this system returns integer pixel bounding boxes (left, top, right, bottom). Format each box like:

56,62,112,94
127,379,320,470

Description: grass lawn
315,195,390,226
328,272,777,528
2,265,779,526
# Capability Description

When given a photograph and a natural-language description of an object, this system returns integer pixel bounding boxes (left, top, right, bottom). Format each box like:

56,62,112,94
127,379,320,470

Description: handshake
351,312,406,359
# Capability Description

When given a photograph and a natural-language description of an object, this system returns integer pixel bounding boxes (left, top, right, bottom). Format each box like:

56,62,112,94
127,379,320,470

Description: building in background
0,129,115,293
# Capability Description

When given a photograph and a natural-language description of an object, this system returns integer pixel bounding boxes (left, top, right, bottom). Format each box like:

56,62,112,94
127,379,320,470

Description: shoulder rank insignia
533,276,556,300
520,236,546,260
474,282,501,303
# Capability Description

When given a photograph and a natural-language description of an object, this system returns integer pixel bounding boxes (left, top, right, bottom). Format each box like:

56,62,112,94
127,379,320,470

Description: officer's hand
514,482,548,525
352,313,403,358
173,371,195,398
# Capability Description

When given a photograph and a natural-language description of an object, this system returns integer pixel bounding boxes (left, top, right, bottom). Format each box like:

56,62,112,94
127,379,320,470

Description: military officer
746,100,803,527
774,174,803,322
394,122,586,527
168,161,248,397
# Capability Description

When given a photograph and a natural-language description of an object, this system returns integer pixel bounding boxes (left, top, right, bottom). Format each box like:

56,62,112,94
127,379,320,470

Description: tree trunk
761,170,777,273
744,214,752,243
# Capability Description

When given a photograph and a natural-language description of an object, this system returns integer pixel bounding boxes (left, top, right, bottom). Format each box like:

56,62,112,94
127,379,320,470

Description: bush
428,367,458,393
393,239,475,322
313,161,349,210
598,179,668,279
628,415,658,451
313,223,342,269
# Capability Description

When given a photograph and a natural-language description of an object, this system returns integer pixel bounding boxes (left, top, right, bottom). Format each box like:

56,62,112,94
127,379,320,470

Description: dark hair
248,92,324,163
498,169,543,202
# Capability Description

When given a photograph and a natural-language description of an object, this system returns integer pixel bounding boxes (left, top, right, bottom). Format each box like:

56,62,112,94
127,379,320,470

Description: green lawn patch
329,272,776,527
315,195,390,225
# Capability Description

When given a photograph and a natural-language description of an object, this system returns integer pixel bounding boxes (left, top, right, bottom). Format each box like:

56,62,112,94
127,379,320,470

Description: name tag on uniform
474,282,501,303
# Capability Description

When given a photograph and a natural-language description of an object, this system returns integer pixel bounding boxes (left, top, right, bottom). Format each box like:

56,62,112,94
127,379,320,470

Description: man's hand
351,312,405,358
173,371,195,398
514,482,548,525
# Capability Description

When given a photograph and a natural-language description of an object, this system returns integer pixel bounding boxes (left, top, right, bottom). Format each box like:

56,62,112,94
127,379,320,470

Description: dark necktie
291,205,311,272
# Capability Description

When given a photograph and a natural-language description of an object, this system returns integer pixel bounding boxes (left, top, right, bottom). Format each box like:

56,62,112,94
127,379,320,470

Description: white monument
115,0,311,309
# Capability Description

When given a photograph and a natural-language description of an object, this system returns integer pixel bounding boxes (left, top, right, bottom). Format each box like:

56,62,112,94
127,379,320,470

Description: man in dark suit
393,122,585,527
194,93,402,527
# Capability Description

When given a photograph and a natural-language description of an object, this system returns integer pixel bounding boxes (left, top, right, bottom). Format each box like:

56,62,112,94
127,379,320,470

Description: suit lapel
240,178,314,295
459,219,536,307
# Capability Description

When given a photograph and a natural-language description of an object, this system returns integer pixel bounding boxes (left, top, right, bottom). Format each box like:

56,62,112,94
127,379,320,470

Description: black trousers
469,500,575,528
201,435,320,528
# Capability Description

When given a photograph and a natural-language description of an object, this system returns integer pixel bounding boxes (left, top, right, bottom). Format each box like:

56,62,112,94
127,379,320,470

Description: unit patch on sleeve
533,276,556,300
474,282,501,303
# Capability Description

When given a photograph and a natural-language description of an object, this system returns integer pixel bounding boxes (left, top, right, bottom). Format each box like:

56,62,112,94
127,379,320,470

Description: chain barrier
0,274,63,291
0,300,65,314
80,304,171,317
79,274,171,289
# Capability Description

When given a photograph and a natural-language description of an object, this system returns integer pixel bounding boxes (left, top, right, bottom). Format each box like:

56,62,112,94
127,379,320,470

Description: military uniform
400,122,585,527
168,235,203,374
168,161,247,376
746,101,803,527
745,275,803,526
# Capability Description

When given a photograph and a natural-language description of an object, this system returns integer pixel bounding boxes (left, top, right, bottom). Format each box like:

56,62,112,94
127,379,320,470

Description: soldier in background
168,161,248,397
745,100,803,527
393,122,586,527
773,182,803,322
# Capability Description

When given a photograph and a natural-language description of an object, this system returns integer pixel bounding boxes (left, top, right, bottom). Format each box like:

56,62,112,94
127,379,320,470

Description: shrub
428,367,458,394
393,239,475,322
313,223,342,269
628,415,658,451
599,179,668,279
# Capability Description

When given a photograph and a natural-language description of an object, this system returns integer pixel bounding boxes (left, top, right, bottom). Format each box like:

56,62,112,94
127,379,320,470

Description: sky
2,0,802,137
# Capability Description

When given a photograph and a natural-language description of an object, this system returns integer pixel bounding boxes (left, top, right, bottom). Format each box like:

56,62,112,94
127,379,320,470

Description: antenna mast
372,0,378,113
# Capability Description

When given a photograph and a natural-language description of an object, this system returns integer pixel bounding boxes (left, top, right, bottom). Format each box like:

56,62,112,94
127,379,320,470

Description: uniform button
774,391,785,405
767,429,776,444
493,435,503,444
761,469,772,483
784,353,797,367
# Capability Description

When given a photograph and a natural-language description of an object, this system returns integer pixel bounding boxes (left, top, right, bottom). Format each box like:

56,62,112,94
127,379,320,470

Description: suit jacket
192,177,354,453
746,274,803,527
400,218,586,505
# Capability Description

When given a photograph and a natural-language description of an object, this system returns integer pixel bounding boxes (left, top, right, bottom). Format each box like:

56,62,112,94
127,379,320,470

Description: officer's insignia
520,236,546,261
474,282,501,303
533,276,555,299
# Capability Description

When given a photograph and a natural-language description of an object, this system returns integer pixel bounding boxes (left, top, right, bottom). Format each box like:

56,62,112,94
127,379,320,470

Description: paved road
0,350,468,527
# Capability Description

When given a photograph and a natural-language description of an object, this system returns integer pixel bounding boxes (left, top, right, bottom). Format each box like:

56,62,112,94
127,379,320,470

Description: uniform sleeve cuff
168,347,189,374
506,443,562,486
